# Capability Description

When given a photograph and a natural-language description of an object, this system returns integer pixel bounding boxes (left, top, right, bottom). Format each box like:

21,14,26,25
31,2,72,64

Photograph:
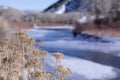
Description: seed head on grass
52,52,64,59
32,70,53,80
12,52,23,62
40,50,48,57
56,65,72,74
56,65,72,80
9,68,21,78
52,52,72,80
32,49,48,57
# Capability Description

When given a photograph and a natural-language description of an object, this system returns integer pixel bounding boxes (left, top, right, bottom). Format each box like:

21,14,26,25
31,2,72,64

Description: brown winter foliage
0,16,72,80
0,16,11,41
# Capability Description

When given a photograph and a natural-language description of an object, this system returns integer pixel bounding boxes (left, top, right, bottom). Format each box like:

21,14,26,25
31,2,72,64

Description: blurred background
1,0,120,80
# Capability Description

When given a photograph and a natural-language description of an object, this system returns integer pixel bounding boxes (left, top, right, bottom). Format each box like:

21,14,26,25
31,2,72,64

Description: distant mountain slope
44,0,85,13
44,0,115,14
44,0,66,12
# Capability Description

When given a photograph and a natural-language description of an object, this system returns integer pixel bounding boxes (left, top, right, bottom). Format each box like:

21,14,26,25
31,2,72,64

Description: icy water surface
27,26,120,80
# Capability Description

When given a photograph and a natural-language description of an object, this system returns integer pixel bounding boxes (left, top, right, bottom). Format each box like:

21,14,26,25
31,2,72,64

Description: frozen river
27,26,120,80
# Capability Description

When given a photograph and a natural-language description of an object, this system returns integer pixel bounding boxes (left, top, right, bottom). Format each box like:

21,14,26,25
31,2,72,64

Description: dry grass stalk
52,53,71,80
0,29,71,80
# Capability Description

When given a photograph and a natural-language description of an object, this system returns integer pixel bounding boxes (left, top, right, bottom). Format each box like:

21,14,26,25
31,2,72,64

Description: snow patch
45,54,117,80
54,5,66,14
61,56,117,80
33,26,74,30
26,29,48,38
78,16,87,23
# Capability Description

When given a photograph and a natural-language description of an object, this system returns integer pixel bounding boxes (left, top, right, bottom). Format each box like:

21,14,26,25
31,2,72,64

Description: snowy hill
44,0,113,14
44,0,85,14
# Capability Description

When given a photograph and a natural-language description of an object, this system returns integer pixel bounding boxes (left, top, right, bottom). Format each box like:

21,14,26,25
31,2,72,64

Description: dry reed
0,29,71,80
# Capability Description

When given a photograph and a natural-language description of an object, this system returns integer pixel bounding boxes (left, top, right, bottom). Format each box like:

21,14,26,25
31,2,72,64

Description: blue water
27,27,120,70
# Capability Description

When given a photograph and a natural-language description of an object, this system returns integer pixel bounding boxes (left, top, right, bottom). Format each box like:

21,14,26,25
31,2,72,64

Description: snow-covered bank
61,56,117,80
45,54,118,80
33,25,74,29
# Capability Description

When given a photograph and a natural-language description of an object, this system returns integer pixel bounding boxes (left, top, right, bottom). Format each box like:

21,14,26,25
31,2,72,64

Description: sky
0,0,58,11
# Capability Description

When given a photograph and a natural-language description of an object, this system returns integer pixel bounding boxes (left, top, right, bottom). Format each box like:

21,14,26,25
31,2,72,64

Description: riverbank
84,29,120,37
9,21,120,37
8,21,66,29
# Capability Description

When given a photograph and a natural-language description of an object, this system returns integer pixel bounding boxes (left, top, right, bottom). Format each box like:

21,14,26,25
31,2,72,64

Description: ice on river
26,26,120,80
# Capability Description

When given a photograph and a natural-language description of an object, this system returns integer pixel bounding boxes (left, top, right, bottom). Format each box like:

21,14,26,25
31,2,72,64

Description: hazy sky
0,0,58,11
